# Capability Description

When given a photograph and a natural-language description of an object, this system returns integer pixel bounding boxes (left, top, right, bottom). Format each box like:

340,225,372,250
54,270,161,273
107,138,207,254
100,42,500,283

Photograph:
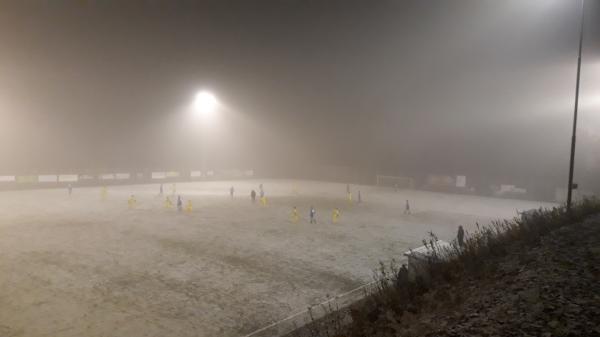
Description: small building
404,240,452,281
518,208,538,222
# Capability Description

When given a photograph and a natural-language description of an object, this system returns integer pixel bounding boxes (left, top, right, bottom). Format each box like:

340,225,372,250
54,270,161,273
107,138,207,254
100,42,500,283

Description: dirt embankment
405,215,600,337
292,210,600,337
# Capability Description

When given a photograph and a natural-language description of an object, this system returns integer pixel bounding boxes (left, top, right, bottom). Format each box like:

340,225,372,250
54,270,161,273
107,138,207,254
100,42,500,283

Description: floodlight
193,91,219,117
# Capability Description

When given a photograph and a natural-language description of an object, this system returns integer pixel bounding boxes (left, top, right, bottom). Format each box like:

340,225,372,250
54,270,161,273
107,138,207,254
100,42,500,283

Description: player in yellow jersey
165,196,173,209
332,208,340,223
128,195,137,209
291,206,299,223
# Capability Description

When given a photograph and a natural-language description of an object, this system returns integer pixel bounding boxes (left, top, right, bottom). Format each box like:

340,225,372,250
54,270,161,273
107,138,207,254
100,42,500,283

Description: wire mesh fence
242,257,408,337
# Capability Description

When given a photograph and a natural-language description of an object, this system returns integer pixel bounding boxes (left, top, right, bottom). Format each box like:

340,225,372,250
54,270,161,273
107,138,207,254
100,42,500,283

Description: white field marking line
241,257,408,337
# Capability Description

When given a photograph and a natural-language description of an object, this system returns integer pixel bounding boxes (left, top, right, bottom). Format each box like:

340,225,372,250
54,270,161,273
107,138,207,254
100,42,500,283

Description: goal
376,175,414,189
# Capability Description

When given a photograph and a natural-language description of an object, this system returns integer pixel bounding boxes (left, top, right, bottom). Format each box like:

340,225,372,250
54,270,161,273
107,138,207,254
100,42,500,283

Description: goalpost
376,175,414,189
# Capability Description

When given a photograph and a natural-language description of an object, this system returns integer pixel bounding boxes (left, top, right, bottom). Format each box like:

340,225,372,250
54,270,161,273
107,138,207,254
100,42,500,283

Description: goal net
376,175,414,189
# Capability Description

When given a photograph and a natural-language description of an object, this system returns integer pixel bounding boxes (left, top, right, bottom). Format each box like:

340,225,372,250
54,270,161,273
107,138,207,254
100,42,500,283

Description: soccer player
260,196,267,206
291,206,299,223
165,196,173,209
128,195,136,209
230,186,234,199
309,206,316,224
177,195,183,212
404,200,411,215
457,225,465,247
347,192,352,203
159,184,163,196
101,186,107,200
358,190,362,203
250,190,256,203
68,183,73,196
332,208,340,223
185,200,193,213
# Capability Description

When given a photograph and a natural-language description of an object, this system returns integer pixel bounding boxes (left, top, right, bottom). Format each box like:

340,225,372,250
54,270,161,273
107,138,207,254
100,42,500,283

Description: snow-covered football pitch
0,179,557,337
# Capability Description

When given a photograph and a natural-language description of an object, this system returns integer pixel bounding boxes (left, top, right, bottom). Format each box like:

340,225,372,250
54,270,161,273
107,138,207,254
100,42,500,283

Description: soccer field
0,179,556,337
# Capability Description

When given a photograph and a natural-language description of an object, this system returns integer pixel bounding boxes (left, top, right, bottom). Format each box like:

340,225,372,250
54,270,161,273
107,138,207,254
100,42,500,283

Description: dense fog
0,0,599,194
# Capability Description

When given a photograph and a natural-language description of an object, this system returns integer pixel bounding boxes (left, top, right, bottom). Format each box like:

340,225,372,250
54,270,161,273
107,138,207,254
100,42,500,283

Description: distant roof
404,240,452,260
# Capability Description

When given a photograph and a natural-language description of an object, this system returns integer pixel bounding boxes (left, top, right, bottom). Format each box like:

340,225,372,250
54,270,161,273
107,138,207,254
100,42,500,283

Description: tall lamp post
567,0,586,211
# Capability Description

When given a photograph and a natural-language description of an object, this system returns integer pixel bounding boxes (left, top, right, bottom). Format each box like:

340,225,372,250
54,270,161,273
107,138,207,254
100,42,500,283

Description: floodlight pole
567,0,585,211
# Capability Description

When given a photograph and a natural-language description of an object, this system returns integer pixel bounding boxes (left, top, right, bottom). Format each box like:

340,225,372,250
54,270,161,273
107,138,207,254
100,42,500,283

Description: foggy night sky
0,0,599,191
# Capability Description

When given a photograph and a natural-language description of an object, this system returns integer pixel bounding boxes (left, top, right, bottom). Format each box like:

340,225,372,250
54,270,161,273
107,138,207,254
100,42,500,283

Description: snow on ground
0,179,556,337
